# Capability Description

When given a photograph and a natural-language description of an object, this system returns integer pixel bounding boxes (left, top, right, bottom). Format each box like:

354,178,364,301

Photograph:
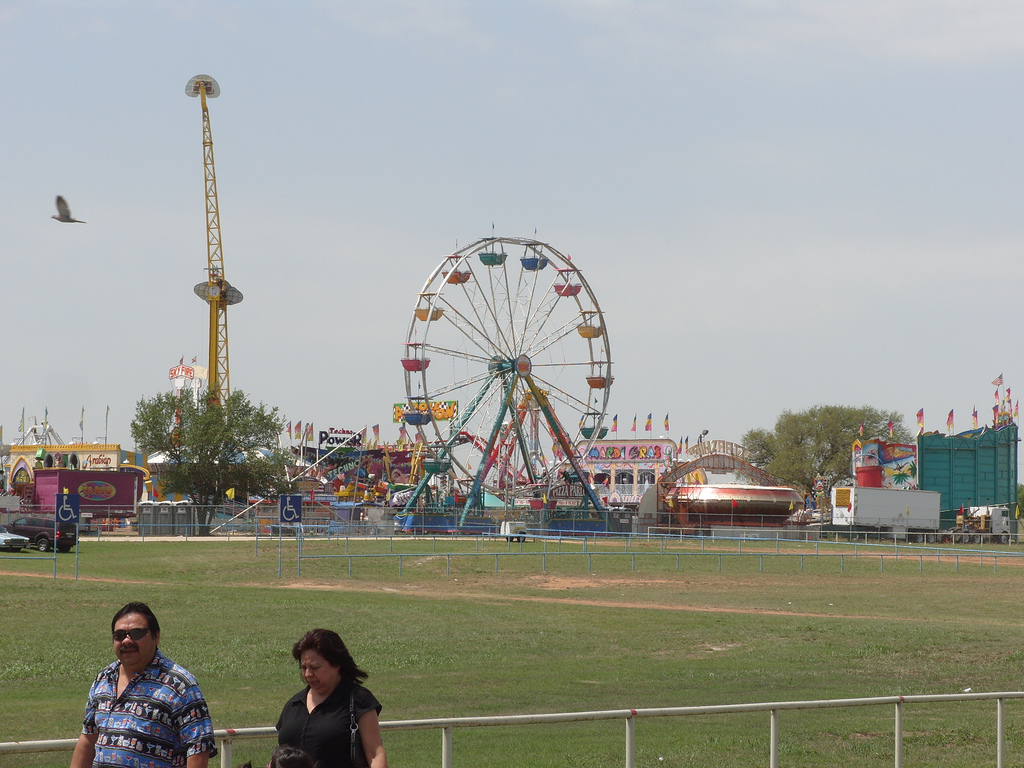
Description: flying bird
52,195,86,223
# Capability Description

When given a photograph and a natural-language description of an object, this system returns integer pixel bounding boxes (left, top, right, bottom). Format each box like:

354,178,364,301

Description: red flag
859,422,864,436
887,420,894,437
916,409,924,434
946,409,954,432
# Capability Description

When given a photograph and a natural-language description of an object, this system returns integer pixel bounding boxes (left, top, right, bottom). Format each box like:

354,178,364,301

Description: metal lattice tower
186,75,242,406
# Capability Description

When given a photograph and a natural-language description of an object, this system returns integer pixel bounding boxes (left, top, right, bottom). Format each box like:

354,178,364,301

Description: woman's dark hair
269,745,316,768
292,629,368,683
111,602,160,636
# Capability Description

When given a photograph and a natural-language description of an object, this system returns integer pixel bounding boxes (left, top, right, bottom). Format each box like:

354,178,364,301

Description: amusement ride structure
186,75,242,406
396,237,612,531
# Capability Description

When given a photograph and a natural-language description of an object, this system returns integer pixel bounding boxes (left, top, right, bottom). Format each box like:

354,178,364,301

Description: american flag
992,373,1004,386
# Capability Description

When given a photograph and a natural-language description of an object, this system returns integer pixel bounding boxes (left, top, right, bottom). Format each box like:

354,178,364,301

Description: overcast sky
3,1,1023,455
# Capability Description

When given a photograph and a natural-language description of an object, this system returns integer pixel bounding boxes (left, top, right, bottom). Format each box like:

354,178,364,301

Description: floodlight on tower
186,74,243,407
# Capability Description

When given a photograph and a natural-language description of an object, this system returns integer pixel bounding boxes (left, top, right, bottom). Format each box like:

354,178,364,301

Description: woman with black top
276,629,387,768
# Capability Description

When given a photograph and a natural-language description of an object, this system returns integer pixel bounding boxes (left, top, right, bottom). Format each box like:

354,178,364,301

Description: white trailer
500,520,529,542
831,487,941,539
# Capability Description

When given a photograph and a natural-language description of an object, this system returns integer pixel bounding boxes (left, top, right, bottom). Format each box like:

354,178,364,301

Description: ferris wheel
401,236,612,514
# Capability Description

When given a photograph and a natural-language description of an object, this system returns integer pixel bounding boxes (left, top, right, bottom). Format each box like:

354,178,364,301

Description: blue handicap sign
55,493,80,524
279,495,302,524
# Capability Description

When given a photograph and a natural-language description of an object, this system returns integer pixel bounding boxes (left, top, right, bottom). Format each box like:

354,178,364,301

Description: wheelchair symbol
56,494,79,523
280,495,302,523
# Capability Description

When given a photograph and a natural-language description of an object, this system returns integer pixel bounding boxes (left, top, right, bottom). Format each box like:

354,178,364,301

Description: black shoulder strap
349,687,361,766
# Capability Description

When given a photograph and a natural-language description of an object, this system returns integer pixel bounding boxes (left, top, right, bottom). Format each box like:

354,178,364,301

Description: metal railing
2,691,1020,768
8,531,1024,582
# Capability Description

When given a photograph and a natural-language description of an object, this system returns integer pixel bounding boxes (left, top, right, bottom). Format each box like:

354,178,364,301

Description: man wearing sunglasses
70,602,218,768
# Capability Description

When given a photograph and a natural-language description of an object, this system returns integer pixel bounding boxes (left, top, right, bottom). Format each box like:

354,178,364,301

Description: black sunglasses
112,628,151,642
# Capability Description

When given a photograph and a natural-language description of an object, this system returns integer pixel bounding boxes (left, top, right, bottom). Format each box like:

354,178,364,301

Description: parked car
6,516,77,552
0,525,30,552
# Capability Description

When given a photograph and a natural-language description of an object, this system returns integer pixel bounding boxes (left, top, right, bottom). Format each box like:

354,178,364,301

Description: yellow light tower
186,74,242,407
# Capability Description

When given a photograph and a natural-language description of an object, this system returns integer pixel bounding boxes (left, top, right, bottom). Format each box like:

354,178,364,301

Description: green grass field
2,536,1023,767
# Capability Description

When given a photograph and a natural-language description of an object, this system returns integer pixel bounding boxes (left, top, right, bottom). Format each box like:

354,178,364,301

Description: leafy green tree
742,405,911,491
131,389,294,526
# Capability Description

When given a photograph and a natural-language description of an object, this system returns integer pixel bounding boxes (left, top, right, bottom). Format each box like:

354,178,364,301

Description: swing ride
394,237,612,534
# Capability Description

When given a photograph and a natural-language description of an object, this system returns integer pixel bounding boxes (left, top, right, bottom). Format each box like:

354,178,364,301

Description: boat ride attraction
656,440,803,531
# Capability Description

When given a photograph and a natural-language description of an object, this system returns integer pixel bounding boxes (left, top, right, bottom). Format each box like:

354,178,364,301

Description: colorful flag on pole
994,404,999,424
285,421,292,438
631,415,637,433
972,407,978,429
946,409,954,433
1016,401,1020,420
994,388,1000,402
398,424,408,446
305,423,313,442
645,414,652,432
611,414,618,433
684,435,689,451
293,421,301,440
372,424,380,446
916,409,924,434
859,422,864,436
993,373,1004,386
887,420,894,437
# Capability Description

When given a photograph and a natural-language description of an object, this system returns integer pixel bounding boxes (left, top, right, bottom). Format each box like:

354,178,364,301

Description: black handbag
349,688,369,768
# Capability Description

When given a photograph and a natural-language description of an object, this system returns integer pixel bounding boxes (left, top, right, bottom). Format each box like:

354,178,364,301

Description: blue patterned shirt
82,649,218,767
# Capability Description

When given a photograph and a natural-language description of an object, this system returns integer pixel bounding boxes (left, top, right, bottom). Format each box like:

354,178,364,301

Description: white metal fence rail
2,691,1020,768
